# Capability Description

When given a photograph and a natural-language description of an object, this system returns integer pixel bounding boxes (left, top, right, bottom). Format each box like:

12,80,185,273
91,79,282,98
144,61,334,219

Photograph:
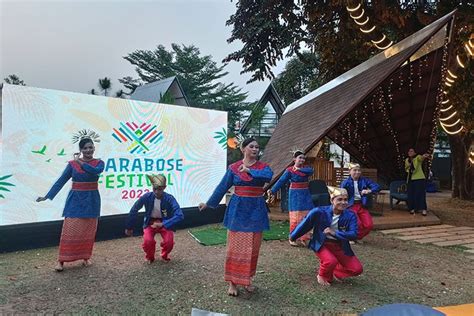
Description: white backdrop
0,84,227,225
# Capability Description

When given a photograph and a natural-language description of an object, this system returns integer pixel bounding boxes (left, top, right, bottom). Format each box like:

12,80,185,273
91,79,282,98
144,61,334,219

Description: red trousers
316,242,363,282
350,203,373,240
142,219,174,262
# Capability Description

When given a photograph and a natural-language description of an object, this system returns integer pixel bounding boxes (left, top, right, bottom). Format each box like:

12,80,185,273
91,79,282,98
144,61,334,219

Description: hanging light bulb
360,25,376,33
439,111,458,121
440,105,453,112
375,40,393,50
346,3,361,12
372,35,386,44
354,16,369,26
456,55,466,68
447,70,458,79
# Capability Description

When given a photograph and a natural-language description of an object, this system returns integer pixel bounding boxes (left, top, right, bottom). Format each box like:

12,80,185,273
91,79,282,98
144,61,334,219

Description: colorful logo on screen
112,122,163,154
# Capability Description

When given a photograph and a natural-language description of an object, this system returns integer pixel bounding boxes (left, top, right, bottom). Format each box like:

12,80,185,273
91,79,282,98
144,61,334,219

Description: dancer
340,163,379,240
37,133,104,272
199,137,273,296
125,174,184,263
267,150,314,246
290,186,362,286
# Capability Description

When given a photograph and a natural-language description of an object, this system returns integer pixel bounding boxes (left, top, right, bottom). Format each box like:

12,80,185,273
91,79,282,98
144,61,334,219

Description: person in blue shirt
125,174,184,263
37,137,105,272
290,186,363,286
267,150,314,247
340,163,380,240
199,137,273,297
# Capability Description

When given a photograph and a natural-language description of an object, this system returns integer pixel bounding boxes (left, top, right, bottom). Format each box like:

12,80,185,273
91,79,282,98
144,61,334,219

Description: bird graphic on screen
31,145,47,155
57,148,66,156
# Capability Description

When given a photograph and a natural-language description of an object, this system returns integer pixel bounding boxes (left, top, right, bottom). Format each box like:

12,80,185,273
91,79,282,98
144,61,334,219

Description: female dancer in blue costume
199,137,273,296
267,150,314,246
37,136,104,271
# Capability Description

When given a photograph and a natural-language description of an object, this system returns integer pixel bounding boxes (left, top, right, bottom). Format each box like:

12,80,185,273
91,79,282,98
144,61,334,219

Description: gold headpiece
327,186,348,199
290,147,305,157
72,129,100,144
147,174,167,187
348,162,361,170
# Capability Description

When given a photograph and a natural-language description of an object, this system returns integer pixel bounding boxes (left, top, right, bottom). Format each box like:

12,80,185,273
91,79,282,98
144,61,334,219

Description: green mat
188,221,290,246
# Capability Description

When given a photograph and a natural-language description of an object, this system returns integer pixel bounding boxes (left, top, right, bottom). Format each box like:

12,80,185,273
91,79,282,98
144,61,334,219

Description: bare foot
297,240,308,247
82,259,92,266
54,262,64,272
227,282,238,296
289,239,299,247
317,275,331,286
161,257,171,262
145,259,154,265
244,284,257,293
333,276,342,283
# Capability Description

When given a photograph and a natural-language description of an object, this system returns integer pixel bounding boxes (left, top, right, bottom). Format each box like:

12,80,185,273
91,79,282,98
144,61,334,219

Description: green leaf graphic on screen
213,127,227,149
57,149,66,156
0,174,15,199
32,145,47,155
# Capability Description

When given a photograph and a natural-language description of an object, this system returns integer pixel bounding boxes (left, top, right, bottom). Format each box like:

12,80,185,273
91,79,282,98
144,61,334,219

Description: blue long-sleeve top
45,159,105,218
270,166,314,212
206,160,273,232
290,206,358,256
126,191,184,231
340,176,380,208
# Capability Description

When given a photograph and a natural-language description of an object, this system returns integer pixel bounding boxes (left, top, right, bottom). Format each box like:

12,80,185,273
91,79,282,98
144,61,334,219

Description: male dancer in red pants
340,163,380,240
290,186,363,286
125,175,184,263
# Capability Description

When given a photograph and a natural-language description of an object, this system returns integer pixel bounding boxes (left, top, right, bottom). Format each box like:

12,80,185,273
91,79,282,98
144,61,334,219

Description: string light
375,41,393,50
346,3,361,12
360,25,376,33
446,77,455,83
441,99,450,104
456,55,466,68
465,43,474,56
441,124,463,135
346,3,392,50
354,16,369,26
439,111,458,121
350,9,365,20
447,69,458,78
440,105,453,112
371,35,386,44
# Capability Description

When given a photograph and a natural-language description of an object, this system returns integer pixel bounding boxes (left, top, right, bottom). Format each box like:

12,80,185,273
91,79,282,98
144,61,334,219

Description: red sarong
224,231,262,286
289,211,310,241
58,218,98,263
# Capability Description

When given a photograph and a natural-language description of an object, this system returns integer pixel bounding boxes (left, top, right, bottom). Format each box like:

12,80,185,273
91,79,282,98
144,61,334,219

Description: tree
225,1,473,200
98,77,112,96
122,44,251,130
4,74,25,86
273,52,322,105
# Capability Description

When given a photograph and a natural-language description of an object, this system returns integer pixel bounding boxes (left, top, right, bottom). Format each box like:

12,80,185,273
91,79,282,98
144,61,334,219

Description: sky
0,0,286,102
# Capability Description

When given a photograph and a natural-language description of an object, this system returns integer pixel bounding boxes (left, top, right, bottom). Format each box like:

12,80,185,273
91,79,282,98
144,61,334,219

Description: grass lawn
1,223,473,315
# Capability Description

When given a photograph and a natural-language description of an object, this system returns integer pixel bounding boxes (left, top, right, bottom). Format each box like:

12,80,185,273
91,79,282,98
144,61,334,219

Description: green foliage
273,52,322,105
122,43,251,130
4,74,25,86
159,91,175,105
98,77,112,96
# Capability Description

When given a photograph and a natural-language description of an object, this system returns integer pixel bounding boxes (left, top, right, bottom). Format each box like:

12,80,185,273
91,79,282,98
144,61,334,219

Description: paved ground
381,224,474,260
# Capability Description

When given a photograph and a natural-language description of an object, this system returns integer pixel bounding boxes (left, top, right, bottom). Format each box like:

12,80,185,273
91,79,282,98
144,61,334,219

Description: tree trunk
449,133,474,200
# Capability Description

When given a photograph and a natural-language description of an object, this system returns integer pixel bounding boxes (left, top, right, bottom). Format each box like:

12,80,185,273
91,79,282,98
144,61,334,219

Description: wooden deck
269,190,443,230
